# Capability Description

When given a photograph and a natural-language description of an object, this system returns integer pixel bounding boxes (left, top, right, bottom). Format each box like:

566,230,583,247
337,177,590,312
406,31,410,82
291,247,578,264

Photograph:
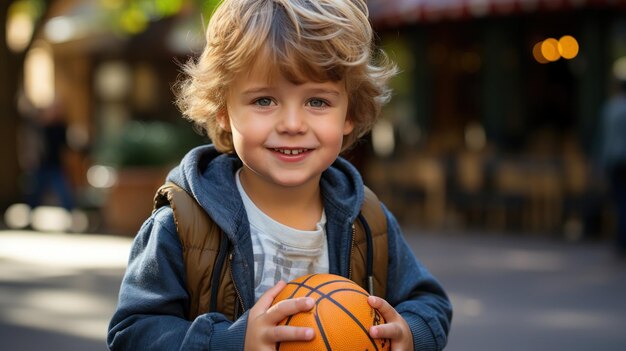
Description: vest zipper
348,223,356,280
229,252,245,318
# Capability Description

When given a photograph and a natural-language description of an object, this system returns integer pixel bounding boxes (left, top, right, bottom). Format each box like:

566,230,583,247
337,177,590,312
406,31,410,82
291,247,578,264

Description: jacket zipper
348,223,356,280
229,252,245,318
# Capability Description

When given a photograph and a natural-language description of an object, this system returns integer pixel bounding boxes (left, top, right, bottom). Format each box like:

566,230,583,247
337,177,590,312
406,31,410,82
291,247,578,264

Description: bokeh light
372,119,395,157
24,43,55,108
612,56,626,81
558,35,579,60
4,203,31,229
533,41,549,64
5,0,43,52
533,35,579,63
44,16,76,43
541,38,560,62
6,12,34,52
87,165,118,189
31,206,72,232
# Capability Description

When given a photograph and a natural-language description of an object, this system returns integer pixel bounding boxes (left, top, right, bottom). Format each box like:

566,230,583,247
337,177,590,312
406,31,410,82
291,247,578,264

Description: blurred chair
449,150,491,228
561,150,590,238
487,158,531,232
528,161,563,233
488,156,565,234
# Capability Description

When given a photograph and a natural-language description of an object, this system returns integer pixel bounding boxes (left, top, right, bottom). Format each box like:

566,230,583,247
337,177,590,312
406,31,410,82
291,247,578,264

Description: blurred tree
1,0,50,210
98,0,221,35
0,0,218,210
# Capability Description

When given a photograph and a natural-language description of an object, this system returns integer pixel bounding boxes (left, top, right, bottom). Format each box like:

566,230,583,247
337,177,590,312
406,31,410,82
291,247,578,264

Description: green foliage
98,0,221,35
7,0,223,37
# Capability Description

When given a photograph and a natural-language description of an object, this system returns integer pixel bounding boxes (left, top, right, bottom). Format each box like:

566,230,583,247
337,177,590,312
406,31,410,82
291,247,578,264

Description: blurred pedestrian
26,99,75,211
599,78,626,255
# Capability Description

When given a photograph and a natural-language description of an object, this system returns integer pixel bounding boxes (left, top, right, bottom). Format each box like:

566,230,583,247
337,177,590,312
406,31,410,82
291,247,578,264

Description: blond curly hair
175,0,397,153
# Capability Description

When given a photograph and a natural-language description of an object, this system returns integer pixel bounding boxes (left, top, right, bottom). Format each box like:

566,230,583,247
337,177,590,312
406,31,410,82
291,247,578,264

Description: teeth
274,148,307,155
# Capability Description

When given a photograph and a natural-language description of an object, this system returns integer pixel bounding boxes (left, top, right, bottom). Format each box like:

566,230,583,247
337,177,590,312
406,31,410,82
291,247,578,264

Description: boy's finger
369,321,402,340
250,280,287,318
367,295,397,322
261,280,287,304
265,297,315,324
270,325,315,342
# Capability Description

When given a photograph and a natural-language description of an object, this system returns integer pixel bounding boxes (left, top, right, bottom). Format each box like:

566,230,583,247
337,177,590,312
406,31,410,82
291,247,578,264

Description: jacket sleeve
383,205,452,351
107,207,248,351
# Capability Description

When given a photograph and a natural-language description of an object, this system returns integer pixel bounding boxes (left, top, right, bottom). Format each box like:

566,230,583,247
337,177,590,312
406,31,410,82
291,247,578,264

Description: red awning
368,0,626,26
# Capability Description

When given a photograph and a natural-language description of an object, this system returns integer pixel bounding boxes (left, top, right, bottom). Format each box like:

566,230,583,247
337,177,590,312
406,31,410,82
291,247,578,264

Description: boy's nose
277,107,307,134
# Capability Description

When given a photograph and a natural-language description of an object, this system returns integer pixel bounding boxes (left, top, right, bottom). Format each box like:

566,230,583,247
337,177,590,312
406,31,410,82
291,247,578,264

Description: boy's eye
307,99,328,108
254,97,274,107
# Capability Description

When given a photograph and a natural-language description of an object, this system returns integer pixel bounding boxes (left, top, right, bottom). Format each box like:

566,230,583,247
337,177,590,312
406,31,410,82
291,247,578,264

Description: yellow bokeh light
558,35,579,60
541,38,560,62
6,12,33,52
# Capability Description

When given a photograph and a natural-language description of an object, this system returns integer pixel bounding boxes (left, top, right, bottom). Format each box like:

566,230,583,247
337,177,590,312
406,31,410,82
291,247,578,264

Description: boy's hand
368,295,414,351
244,280,315,351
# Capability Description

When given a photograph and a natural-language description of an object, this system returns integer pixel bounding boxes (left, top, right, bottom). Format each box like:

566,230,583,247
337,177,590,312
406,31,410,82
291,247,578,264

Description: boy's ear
343,116,355,135
216,108,231,132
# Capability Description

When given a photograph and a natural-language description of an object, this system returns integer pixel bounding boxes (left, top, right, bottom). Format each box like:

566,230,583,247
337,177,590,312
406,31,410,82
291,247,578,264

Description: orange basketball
272,273,389,351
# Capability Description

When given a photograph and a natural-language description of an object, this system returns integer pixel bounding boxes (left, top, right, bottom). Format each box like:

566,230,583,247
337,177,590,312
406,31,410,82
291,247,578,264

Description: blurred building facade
369,0,625,154
363,0,626,237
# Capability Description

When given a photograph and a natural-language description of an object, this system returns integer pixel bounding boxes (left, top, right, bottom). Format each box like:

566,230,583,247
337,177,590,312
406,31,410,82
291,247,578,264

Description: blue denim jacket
107,145,452,350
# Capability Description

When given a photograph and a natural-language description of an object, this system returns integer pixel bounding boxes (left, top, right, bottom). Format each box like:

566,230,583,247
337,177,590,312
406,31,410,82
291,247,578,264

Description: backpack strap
351,186,388,298
154,183,236,321
154,182,389,321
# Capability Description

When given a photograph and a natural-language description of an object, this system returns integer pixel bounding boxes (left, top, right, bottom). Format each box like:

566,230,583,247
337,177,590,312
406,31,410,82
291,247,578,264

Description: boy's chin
268,172,322,189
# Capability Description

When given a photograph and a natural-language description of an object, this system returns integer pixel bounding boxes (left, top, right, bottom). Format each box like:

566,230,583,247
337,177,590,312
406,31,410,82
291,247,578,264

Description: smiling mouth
272,148,310,156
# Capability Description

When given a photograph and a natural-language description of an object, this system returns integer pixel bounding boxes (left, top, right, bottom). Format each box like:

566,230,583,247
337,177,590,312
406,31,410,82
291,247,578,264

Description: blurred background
1,0,626,350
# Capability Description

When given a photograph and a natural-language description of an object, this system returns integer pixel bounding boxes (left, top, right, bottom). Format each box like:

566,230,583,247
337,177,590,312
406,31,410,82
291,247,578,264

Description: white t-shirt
235,169,330,301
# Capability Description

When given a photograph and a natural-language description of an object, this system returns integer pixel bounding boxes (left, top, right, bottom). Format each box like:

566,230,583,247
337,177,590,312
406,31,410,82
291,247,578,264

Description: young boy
107,0,452,350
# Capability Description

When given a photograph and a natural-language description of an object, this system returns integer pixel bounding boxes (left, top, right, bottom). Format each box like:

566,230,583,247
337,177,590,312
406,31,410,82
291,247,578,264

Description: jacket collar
167,145,365,235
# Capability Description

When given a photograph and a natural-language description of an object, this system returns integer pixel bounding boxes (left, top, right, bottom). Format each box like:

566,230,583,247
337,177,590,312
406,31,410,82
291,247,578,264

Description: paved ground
1,229,625,350
406,229,626,351
0,231,129,351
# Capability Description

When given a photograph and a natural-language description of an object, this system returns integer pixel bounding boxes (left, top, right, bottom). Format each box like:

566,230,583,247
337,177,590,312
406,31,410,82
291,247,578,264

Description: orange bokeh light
558,35,579,60
533,41,549,64
541,38,560,62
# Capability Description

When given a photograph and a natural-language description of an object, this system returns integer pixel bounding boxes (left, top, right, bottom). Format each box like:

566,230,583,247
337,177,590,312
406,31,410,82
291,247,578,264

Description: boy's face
220,60,353,191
